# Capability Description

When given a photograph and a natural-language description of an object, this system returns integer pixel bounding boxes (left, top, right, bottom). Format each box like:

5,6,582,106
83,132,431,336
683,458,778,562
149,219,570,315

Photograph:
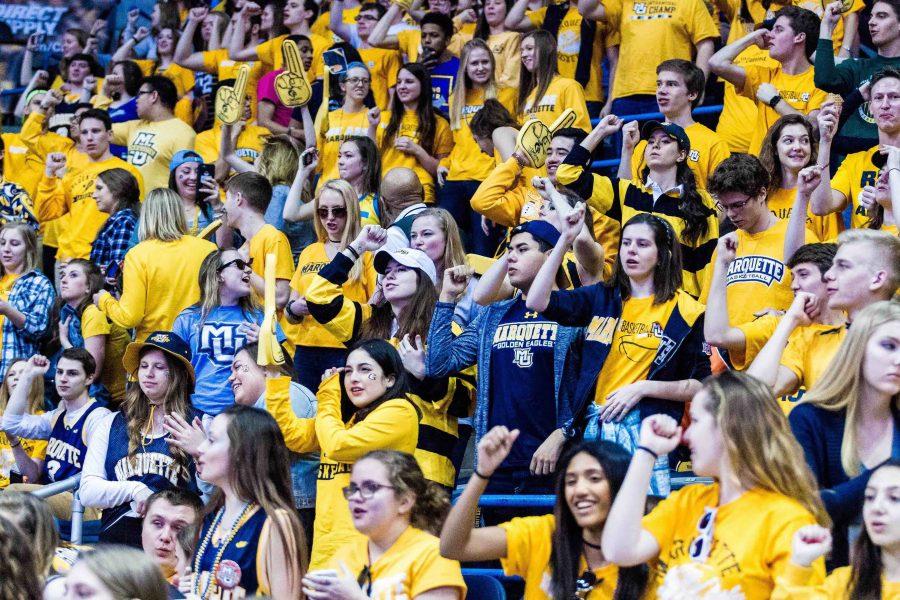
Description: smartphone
196,163,216,191
301,149,318,167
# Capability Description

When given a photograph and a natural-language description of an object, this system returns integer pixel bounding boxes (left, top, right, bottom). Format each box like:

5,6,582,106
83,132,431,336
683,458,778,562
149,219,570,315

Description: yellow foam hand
391,0,414,10
549,108,578,135
275,39,312,107
257,253,285,367
514,119,552,169
215,64,250,125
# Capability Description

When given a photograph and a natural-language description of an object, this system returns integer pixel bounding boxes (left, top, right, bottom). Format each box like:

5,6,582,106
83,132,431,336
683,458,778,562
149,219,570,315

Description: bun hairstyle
361,450,450,534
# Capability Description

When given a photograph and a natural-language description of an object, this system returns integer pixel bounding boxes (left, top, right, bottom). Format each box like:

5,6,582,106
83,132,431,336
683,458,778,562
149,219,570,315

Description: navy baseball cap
641,120,691,153
511,219,561,248
123,331,195,383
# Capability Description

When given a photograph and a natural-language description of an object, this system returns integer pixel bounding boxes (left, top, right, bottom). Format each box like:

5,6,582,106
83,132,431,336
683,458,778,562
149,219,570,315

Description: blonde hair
314,179,364,282
836,229,900,297
703,371,831,526
78,546,168,600
138,188,188,242
449,39,499,130
0,358,44,416
256,134,301,186
412,208,466,272
0,223,39,276
801,300,900,476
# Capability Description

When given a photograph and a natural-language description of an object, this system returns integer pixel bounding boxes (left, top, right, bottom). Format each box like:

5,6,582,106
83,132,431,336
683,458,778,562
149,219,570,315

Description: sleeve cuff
779,562,817,586
564,143,592,166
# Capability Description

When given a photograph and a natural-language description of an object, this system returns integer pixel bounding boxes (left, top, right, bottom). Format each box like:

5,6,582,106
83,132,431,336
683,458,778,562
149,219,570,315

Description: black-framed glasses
318,206,348,219
137,88,155,97
342,481,396,500
344,77,371,86
714,195,754,213
574,571,599,599
217,257,253,272
688,506,717,563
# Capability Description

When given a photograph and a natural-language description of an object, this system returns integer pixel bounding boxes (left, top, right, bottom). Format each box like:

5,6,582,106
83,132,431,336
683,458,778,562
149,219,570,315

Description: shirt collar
644,176,683,202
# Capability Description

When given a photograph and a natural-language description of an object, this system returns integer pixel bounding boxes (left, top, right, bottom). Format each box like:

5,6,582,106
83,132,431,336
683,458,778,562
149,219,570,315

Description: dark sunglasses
574,571,598,598
317,206,348,219
217,257,253,272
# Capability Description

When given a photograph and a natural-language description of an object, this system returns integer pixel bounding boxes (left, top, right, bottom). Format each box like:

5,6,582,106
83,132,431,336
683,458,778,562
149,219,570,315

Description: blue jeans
438,179,504,256
293,345,348,393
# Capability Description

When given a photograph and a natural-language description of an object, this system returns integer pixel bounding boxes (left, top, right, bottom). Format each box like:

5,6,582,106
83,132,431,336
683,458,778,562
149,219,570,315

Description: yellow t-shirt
194,122,270,166
766,187,842,243
0,273,20,337
377,110,454,203
287,243,377,349
642,483,825,599
605,0,720,98
358,47,402,111
247,224,294,299
594,295,678,405
112,118,197,191
631,122,731,190
316,108,371,189
312,6,361,40
520,75,591,132
739,65,828,155
716,4,776,153
81,304,130,405
0,419,47,489
500,513,620,599
446,86,518,181
701,219,802,326
773,563,900,600
329,527,466,599
200,48,265,121
526,7,609,103
830,146,900,234
35,156,145,261
487,31,523,89
0,133,43,200
781,323,845,396
133,60,195,98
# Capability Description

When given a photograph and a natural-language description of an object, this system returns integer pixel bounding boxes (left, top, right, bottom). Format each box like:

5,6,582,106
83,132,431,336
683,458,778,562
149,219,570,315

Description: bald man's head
381,168,424,210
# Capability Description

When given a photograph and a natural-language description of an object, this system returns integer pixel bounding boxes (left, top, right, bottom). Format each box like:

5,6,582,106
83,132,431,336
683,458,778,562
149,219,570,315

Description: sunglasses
574,571,599,599
217,257,253,272
317,206,348,219
688,506,717,563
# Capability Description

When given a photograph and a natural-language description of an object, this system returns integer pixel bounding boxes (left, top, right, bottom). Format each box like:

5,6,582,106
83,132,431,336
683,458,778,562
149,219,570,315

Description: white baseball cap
374,247,438,285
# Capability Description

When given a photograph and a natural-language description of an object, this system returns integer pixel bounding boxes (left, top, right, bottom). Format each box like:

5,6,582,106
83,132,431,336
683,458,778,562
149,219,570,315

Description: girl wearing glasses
439,39,517,256
440,427,648,599
173,250,280,417
758,115,841,243
774,458,900,599
95,188,217,341
787,301,900,568
285,180,378,391
309,339,419,569
303,450,466,599
527,212,710,496
79,331,198,545
602,371,829,599
372,62,454,204
189,405,307,599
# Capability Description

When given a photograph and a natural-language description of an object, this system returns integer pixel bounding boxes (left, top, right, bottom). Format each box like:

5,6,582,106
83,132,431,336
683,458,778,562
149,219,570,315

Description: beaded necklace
192,501,255,599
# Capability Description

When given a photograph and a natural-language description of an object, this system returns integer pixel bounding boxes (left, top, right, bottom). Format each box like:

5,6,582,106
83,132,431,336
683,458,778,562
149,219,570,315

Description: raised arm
703,233,746,352
111,27,150,63
617,120,639,180
578,0,607,21
886,146,900,229
694,38,715,84
708,28,769,92
174,7,213,71
228,2,263,61
505,0,536,31
329,0,357,43
368,3,403,49
809,108,846,216
746,293,811,395
784,166,822,261
282,148,318,222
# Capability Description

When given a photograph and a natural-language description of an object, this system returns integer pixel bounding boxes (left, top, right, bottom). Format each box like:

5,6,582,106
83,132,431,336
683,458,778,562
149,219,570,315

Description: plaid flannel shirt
90,208,138,276
0,270,56,379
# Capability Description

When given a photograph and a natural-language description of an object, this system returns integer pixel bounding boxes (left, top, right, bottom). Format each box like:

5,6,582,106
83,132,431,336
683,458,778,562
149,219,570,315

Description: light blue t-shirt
173,304,285,416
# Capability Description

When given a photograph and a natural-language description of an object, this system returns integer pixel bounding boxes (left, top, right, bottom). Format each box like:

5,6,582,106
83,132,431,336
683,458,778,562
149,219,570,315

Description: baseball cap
374,247,438,284
170,150,204,172
510,219,561,248
123,331,195,383
640,120,691,153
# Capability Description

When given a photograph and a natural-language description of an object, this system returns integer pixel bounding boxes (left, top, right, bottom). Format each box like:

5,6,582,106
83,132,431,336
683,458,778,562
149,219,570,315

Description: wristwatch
768,94,783,109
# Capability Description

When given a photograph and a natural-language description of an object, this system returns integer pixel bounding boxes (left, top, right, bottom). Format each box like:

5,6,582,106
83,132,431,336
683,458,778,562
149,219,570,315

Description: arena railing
29,473,88,544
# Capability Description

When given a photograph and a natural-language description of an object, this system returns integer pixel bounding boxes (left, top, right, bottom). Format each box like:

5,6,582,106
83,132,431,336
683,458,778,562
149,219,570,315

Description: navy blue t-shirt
488,297,558,468
107,98,138,159
430,57,459,114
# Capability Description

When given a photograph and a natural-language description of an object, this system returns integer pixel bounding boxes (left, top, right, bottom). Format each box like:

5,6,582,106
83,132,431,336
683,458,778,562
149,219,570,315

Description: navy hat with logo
123,331,195,383
510,219,561,248
640,120,691,154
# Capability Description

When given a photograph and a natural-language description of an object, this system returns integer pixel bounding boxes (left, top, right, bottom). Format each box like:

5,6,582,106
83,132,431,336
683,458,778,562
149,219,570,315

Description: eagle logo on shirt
689,149,700,162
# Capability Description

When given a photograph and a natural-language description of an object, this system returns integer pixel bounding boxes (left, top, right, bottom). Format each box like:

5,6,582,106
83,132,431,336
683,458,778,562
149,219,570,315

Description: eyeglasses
137,89,154,97
355,14,378,21
217,257,253,272
714,195,754,213
688,506,717,563
341,481,396,500
344,77,370,86
317,206,348,219
574,571,599,599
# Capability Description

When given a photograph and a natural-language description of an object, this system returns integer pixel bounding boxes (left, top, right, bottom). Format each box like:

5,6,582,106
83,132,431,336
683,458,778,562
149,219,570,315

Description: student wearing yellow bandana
603,372,829,600
441,428,649,600
306,450,466,599
710,5,827,155
516,31,591,132
810,69,900,235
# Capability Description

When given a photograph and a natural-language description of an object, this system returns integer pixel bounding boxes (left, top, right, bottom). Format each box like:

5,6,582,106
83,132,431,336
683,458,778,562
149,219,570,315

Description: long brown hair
412,208,467,272
518,30,558,119
612,213,682,304
383,63,438,156
702,371,831,526
449,39,499,130
758,114,818,195
0,492,59,577
122,347,193,473
848,458,900,600
0,514,43,600
207,406,307,592
361,272,439,342
47,259,104,352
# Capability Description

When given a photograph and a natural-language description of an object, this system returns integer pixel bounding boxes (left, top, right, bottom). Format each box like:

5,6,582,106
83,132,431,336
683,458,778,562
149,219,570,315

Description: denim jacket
425,299,582,465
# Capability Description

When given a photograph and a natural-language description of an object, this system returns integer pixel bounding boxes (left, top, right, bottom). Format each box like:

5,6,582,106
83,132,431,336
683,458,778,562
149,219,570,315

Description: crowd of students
0,0,899,597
